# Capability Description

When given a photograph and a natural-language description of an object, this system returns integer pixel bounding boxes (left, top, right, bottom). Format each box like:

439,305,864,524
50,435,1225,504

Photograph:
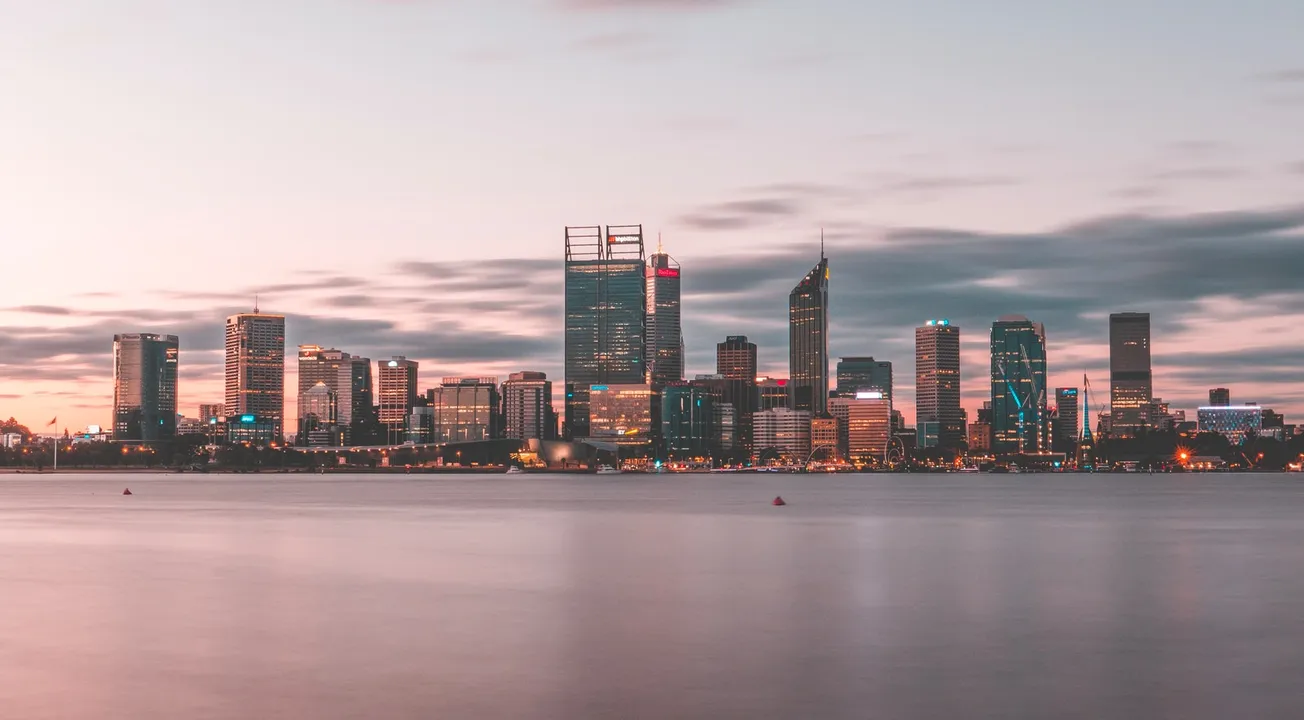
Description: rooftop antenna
658,232,663,255
820,227,825,259
254,294,259,314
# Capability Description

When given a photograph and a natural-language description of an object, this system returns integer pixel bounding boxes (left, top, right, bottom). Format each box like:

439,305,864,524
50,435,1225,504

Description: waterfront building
502,372,555,441
836,357,893,406
789,252,829,415
347,356,375,444
837,392,892,464
646,248,683,387
588,383,654,448
716,336,758,454
378,357,418,445
753,407,812,462
810,414,839,461
990,316,1048,453
299,382,341,446
407,406,434,444
297,346,356,445
1109,312,1152,435
428,377,501,443
915,319,964,449
564,225,647,439
112,333,179,442
661,383,715,458
224,310,285,442
1197,406,1263,445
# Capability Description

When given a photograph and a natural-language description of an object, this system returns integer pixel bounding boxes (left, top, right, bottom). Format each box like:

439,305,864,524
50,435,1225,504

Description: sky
1,0,1303,432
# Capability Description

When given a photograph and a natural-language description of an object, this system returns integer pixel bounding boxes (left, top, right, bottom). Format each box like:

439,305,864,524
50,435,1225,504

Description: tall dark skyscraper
789,252,829,415
836,357,893,406
915,320,964,449
112,333,179,442
990,315,1048,453
348,355,374,442
224,310,286,441
1109,312,1152,434
716,335,758,454
564,225,647,439
645,245,683,387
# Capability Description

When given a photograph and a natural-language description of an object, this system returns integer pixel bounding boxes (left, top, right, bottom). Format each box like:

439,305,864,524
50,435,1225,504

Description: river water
1,472,1302,719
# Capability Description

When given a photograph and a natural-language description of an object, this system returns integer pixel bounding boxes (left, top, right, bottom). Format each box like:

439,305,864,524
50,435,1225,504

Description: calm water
2,472,1303,719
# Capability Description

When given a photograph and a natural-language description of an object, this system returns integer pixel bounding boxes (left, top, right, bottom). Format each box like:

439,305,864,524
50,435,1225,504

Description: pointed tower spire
657,232,663,255
254,294,259,314
820,227,825,259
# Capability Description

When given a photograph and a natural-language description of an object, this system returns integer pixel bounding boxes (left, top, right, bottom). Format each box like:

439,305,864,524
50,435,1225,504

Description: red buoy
772,496,786,506
123,488,132,496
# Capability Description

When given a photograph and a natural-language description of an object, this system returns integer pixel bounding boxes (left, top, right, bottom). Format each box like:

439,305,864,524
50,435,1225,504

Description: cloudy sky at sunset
2,0,1303,432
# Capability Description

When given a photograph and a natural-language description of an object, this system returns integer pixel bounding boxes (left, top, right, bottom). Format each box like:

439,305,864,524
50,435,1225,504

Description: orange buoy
772,496,786,506
123,488,133,496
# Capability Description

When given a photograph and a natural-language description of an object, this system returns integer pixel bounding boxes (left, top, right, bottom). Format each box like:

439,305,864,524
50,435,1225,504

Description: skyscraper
428,377,500,443
789,252,829,415
348,356,375,443
503,371,554,441
836,357,893,405
915,320,964,449
378,357,418,444
716,335,758,454
1209,388,1230,407
224,310,286,442
297,345,353,444
112,333,179,442
1109,312,1152,434
645,246,683,387
990,316,1048,453
661,383,715,458
564,225,647,439
1054,387,1080,451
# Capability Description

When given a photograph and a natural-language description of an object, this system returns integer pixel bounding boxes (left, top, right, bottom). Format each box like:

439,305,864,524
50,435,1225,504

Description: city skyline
2,1,1302,429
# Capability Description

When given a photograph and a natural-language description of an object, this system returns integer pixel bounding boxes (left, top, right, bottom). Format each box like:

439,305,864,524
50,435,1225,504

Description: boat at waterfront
596,465,622,475
505,466,524,475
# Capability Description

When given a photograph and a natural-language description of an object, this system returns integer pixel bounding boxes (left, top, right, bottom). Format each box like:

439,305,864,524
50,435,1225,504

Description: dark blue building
661,384,716,459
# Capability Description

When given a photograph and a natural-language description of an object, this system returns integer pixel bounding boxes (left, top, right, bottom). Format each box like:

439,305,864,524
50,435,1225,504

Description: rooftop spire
254,294,259,314
820,227,825,259
658,232,663,254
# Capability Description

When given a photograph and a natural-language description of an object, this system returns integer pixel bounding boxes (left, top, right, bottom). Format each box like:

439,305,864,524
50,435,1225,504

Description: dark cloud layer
5,205,1304,417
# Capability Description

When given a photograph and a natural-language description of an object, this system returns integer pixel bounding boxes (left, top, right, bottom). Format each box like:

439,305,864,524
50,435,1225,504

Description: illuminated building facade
378,357,418,444
753,407,811,462
112,333,179,442
1197,406,1263,445
297,345,356,445
428,377,501,443
1109,312,1152,435
915,320,964,449
588,384,654,448
564,225,647,439
756,377,790,411
990,316,1048,453
503,371,554,441
224,311,285,442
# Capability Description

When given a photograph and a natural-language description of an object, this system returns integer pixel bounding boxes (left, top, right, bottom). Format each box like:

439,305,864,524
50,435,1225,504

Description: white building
752,407,811,462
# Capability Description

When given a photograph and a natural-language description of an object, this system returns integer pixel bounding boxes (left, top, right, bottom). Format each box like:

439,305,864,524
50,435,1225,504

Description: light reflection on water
1,473,1303,719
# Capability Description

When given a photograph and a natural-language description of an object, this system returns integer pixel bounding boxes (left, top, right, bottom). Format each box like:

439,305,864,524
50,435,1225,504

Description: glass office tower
564,225,647,439
113,333,179,441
